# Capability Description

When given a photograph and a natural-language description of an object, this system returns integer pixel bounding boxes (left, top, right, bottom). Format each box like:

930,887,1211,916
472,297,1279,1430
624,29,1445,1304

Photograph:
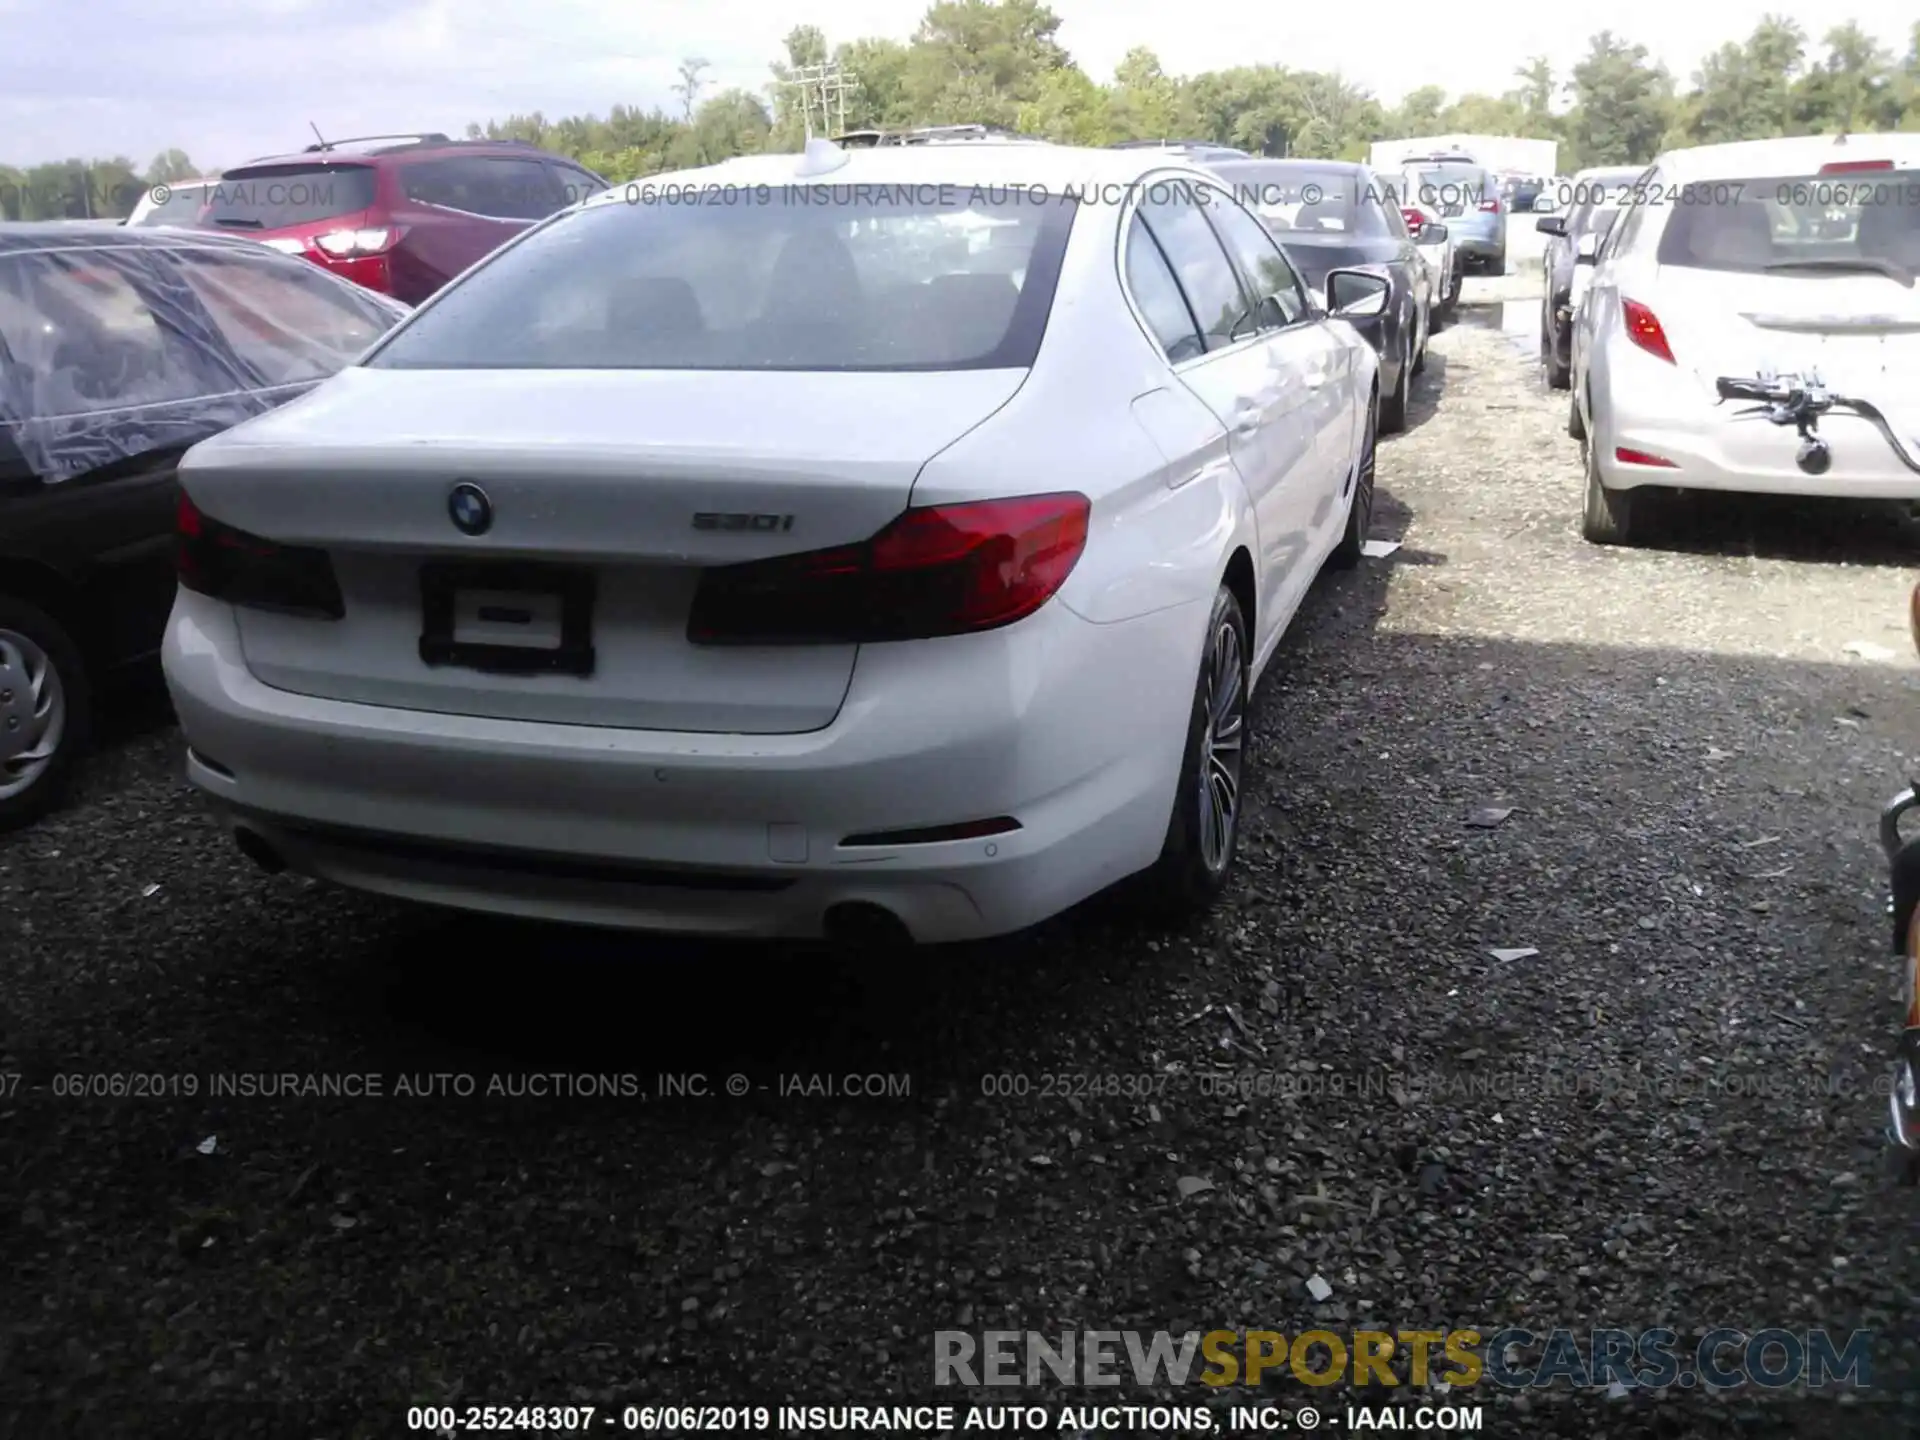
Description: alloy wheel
0,628,66,802
1195,616,1245,873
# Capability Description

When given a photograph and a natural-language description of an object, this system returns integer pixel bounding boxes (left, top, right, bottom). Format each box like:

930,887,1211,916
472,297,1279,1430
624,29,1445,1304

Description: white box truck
1369,135,1558,179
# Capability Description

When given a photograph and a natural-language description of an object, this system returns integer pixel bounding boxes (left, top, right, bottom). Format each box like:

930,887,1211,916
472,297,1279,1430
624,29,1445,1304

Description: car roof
225,139,557,171
1215,158,1363,173
585,144,1220,206
0,222,280,257
1654,133,1920,182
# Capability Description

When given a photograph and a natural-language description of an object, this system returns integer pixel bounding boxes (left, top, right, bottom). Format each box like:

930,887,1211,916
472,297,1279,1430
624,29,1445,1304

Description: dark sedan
0,223,406,828
1210,158,1437,432
1534,166,1644,388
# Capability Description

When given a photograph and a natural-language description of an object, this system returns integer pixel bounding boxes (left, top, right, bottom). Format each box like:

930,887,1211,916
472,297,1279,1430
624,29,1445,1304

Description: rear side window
1657,170,1920,276
1201,189,1308,326
0,250,214,418
368,186,1077,372
173,250,398,384
132,184,213,227
201,164,378,231
547,162,607,208
402,156,566,221
1137,181,1249,350
1124,217,1204,363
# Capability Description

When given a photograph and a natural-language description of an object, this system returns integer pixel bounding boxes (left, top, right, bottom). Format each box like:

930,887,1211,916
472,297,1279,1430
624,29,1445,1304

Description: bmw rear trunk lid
178,365,1028,734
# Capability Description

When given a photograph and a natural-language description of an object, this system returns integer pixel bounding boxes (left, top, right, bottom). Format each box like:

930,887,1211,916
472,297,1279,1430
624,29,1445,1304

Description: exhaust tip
233,826,288,875
822,901,913,950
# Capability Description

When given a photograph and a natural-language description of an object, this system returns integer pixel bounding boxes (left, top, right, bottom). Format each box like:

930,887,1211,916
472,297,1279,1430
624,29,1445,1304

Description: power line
777,60,859,138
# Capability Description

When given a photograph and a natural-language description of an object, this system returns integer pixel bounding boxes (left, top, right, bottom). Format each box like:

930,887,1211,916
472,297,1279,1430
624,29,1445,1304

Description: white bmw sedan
161,142,1388,943
1571,134,1920,545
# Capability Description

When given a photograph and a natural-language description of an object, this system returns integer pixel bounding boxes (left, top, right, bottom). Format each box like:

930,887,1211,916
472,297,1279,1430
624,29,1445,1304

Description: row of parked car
127,133,612,303
4,132,1423,954
1530,136,1920,546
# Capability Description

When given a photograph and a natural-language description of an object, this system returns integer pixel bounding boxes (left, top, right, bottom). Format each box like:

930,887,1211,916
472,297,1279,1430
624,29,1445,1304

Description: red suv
192,134,609,304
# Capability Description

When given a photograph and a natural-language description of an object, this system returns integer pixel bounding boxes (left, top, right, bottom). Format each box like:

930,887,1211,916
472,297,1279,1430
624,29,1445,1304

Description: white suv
1570,134,1920,545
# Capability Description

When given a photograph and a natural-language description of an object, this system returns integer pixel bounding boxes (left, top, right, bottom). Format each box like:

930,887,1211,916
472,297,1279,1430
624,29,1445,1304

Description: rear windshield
132,184,213,227
199,164,378,231
1656,170,1920,278
368,186,1077,372
1565,180,1639,237
1405,168,1490,215
1212,165,1385,237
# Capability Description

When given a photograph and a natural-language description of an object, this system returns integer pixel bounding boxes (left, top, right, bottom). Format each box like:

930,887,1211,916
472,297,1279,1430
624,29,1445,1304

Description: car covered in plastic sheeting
0,222,407,830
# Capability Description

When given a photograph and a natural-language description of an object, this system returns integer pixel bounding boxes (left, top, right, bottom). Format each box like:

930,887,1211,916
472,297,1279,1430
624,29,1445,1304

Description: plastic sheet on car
0,235,399,485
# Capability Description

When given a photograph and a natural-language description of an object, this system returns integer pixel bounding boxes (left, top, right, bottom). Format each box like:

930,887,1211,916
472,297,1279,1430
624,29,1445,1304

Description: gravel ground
6,309,1920,1440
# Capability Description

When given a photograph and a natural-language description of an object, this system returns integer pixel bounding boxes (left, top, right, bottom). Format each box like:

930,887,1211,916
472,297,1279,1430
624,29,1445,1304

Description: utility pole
779,60,858,139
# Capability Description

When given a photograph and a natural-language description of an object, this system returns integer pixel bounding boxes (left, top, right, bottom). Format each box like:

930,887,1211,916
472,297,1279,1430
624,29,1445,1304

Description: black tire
1567,387,1586,440
1378,334,1410,434
1485,251,1507,278
1329,396,1377,571
0,595,92,832
1412,305,1428,376
1134,585,1251,919
1544,330,1570,390
1442,258,1462,321
1580,420,1638,546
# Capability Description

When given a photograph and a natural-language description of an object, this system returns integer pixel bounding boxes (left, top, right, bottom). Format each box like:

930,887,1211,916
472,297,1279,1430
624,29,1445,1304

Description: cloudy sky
4,0,1915,171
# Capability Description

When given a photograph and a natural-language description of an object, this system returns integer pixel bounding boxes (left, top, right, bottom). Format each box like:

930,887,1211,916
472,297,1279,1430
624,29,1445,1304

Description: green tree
146,148,199,184
1107,47,1185,141
904,0,1070,123
1564,31,1674,166
1388,85,1447,136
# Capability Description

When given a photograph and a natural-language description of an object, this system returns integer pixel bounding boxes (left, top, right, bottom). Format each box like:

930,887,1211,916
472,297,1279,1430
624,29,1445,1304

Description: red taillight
1399,207,1426,231
1615,447,1678,468
1820,160,1894,174
1478,196,1501,213
177,488,344,619
312,225,405,258
1621,299,1675,364
687,493,1091,645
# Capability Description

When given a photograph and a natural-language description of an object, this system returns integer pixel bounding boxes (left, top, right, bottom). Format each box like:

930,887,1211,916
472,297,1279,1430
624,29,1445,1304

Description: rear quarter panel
908,178,1257,632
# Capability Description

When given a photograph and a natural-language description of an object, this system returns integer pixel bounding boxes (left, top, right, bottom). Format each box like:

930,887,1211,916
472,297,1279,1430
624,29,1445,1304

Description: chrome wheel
1195,617,1245,873
0,627,66,801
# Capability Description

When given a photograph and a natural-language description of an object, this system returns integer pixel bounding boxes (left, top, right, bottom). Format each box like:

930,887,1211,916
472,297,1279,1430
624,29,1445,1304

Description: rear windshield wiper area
1764,257,1916,288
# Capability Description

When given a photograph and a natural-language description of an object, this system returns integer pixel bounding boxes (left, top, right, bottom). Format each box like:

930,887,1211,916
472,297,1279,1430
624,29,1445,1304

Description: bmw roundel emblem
448,482,492,536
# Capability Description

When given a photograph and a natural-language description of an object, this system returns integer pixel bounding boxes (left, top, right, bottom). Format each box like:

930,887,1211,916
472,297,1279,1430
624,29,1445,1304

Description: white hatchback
1570,134,1920,545
162,142,1389,943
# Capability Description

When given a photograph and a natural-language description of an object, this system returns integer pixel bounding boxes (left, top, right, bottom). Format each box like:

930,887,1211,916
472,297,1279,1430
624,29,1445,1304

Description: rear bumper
1597,412,1920,497
1452,228,1504,259
1592,343,1920,498
163,588,1200,943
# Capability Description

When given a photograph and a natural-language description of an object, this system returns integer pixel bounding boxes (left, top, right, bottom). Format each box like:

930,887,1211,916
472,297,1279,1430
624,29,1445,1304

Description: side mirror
1535,215,1566,236
1575,232,1602,265
1420,221,1448,243
1324,268,1389,319
1306,286,1328,316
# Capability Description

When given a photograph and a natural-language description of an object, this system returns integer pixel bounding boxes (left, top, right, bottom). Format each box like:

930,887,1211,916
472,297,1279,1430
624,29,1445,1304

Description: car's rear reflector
1820,160,1894,173
840,817,1023,848
1615,447,1678,468
1621,299,1675,364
